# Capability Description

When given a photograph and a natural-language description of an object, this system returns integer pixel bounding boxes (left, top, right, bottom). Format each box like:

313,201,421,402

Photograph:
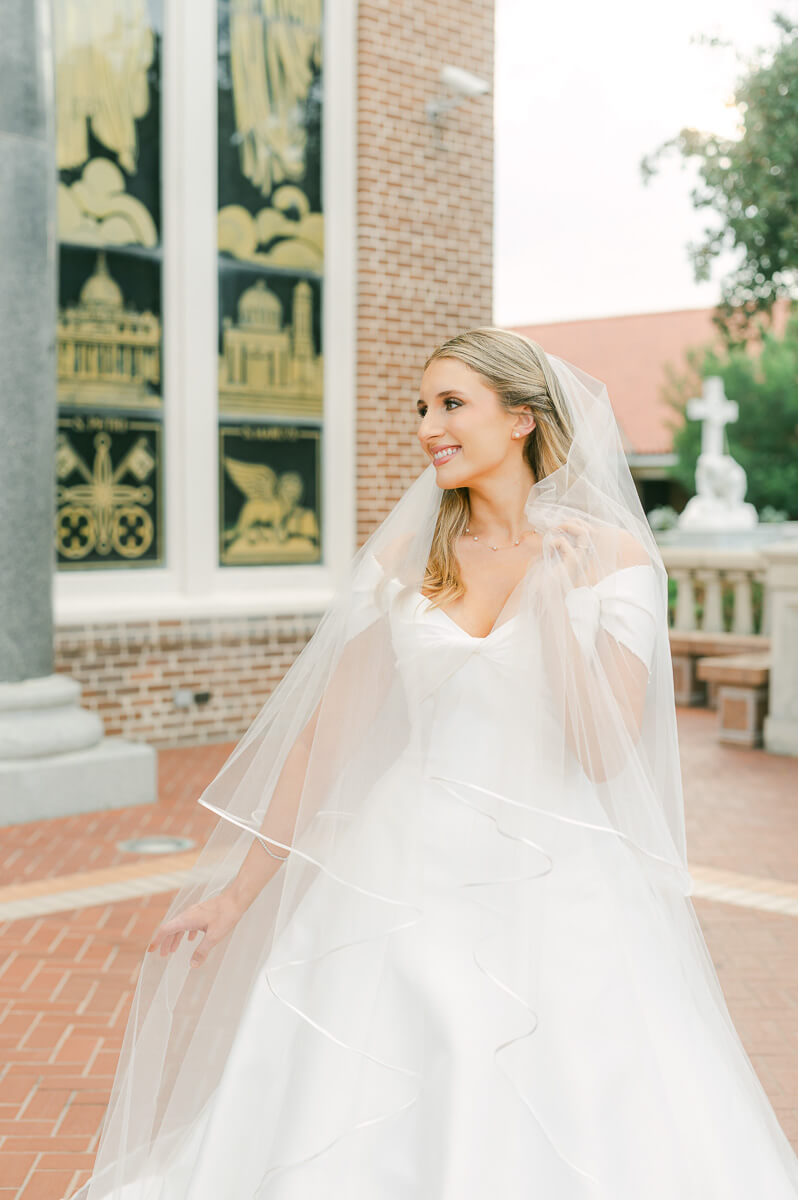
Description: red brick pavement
0,711,796,1197
681,706,798,882
0,896,165,1198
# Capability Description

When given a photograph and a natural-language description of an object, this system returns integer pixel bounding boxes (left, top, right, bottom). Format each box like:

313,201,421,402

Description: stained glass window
54,0,164,569
217,0,324,567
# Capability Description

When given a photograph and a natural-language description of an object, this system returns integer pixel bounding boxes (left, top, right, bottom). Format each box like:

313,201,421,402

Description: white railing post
726,570,754,636
671,569,696,632
696,570,724,633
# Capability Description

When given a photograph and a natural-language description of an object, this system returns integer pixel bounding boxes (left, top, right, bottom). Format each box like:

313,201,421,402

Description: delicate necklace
465,525,531,552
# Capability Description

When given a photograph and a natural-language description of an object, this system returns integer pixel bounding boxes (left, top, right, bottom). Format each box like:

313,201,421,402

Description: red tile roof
510,300,792,455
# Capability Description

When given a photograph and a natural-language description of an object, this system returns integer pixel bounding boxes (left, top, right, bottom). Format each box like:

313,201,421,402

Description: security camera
439,65,491,98
426,65,491,123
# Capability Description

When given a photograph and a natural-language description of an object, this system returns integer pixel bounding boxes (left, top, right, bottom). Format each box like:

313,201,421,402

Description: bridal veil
72,339,794,1197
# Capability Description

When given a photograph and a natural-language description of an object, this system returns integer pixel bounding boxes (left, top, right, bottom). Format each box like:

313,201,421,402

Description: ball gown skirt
99,751,798,1199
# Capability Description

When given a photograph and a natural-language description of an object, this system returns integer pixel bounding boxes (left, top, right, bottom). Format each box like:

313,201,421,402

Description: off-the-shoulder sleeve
563,564,659,674
352,550,385,597
346,551,404,638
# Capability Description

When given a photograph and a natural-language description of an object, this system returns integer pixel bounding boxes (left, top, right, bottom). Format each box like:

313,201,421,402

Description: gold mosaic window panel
55,0,162,249
218,270,322,420
219,424,321,566
58,247,161,414
55,0,164,569
56,413,163,569
218,0,324,566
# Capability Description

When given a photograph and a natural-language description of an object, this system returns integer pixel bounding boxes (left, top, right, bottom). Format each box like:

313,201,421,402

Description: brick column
356,1,495,541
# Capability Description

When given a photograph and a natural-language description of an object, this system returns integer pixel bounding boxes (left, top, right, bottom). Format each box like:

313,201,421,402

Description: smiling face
416,358,535,488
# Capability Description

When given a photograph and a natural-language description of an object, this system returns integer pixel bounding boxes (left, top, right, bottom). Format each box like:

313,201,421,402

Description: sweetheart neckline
407,563,657,643
383,558,657,644
410,590,519,642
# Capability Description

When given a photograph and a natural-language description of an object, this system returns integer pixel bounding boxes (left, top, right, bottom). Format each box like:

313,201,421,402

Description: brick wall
54,614,320,747
53,0,495,747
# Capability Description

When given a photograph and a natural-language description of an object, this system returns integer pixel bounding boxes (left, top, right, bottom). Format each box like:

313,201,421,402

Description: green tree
664,309,798,517
641,12,798,343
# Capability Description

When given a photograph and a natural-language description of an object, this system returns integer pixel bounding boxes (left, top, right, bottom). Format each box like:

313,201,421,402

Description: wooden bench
695,652,770,748
669,631,769,708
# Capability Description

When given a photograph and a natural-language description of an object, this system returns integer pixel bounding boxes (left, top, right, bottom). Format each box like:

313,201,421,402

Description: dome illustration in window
57,252,161,410
218,278,322,418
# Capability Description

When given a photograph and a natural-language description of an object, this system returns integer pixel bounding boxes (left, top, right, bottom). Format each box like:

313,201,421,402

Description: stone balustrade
659,540,798,757
660,547,768,636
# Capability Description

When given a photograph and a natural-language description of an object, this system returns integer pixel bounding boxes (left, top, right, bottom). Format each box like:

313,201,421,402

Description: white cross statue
686,376,738,459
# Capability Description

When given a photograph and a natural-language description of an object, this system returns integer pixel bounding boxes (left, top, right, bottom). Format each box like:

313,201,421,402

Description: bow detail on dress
563,566,659,673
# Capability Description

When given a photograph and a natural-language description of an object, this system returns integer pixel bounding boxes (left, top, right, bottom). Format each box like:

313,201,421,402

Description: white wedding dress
85,557,798,1200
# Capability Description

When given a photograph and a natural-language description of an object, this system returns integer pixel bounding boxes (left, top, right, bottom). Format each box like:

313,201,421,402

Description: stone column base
0,674,157,824
717,684,769,748
764,715,798,757
0,738,156,824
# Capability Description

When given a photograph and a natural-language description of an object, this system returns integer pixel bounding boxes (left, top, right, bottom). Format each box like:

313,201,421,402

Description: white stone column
0,0,57,683
0,0,155,823
762,541,798,757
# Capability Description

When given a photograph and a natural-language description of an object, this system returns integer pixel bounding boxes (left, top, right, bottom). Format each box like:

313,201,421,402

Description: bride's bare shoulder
592,524,653,570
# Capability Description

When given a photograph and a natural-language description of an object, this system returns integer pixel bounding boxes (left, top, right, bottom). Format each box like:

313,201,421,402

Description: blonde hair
421,326,574,605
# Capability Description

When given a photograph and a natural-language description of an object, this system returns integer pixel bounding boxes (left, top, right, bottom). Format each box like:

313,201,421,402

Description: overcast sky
493,1,787,326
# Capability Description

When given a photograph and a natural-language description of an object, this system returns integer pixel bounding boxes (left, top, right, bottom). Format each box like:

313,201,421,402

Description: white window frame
54,0,356,625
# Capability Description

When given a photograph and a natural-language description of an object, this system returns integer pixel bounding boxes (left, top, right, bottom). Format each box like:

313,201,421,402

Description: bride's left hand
543,516,595,587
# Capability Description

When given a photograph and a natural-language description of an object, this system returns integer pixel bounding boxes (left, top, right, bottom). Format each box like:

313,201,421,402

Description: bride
72,329,798,1199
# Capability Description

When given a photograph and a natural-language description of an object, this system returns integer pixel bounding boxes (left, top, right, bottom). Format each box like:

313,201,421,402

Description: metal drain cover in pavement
117,835,195,855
